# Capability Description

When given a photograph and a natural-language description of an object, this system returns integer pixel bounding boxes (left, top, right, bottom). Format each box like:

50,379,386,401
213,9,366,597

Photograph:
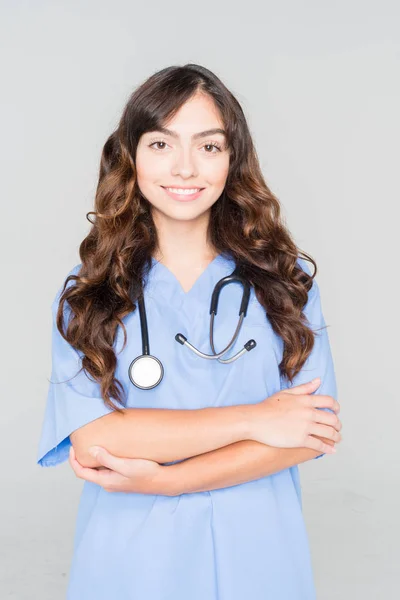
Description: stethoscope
128,267,257,390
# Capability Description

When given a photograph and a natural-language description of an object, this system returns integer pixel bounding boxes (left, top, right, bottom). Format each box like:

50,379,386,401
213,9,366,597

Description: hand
68,445,176,496
248,377,342,455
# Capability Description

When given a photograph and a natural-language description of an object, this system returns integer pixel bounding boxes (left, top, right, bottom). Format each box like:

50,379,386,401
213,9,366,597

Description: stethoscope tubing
128,266,257,389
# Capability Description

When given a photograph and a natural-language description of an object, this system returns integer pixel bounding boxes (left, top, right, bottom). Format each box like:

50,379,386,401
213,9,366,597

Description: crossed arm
167,438,334,493
70,405,332,495
157,439,332,495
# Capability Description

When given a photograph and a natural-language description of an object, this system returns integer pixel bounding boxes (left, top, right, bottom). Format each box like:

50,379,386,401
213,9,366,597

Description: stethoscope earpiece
175,333,187,345
244,339,257,351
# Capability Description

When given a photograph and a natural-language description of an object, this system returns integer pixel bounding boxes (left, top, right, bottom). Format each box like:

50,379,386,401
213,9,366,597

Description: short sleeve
281,258,338,459
36,264,115,467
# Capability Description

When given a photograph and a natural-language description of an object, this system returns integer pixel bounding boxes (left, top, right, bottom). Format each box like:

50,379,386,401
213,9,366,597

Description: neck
152,208,218,267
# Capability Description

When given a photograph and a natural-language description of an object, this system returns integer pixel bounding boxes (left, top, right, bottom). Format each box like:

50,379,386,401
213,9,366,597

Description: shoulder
296,256,314,278
54,263,81,295
295,256,321,310
51,263,82,313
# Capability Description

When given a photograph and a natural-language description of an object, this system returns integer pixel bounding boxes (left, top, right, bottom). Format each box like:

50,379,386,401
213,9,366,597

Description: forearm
166,437,334,494
71,404,251,468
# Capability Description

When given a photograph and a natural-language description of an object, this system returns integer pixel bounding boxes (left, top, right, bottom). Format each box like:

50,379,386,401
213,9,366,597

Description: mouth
160,186,206,202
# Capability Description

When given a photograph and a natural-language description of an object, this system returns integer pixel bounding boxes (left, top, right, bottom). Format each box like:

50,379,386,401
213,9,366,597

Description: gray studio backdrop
1,1,398,598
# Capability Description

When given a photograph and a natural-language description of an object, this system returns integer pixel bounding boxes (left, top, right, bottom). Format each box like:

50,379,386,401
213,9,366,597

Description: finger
311,407,342,431
304,434,337,455
284,377,321,395
68,445,83,471
309,424,342,443
69,446,118,486
68,446,111,472
69,444,76,462
311,434,335,447
88,446,129,476
309,394,340,413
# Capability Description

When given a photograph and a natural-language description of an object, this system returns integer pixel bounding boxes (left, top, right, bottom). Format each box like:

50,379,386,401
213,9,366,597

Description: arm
158,260,339,494
39,265,252,469
71,404,251,469
162,436,335,495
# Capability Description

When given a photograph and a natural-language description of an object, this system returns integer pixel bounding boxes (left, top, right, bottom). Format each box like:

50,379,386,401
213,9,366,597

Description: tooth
167,188,200,194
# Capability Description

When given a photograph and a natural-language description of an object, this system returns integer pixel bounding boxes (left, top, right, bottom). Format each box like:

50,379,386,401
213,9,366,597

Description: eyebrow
148,127,227,140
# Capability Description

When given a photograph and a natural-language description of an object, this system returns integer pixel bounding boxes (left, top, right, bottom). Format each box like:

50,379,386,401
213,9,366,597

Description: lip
161,186,205,202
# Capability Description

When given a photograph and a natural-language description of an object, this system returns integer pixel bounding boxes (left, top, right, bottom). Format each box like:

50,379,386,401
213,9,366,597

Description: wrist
155,464,183,497
238,403,257,441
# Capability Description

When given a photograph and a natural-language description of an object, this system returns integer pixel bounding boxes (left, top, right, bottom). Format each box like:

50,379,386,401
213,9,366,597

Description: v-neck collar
150,253,222,296
145,251,237,312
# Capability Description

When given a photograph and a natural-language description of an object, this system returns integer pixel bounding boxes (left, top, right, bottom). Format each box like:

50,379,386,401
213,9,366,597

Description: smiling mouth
160,186,206,201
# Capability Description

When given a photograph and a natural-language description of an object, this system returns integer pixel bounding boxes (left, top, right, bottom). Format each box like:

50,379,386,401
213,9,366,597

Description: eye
202,142,223,153
149,140,169,151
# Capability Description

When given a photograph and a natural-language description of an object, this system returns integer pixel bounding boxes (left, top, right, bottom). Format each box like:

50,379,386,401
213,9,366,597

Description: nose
171,147,198,179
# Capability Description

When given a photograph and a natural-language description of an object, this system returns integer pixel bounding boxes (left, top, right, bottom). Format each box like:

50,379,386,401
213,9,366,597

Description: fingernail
312,377,320,383
89,446,100,458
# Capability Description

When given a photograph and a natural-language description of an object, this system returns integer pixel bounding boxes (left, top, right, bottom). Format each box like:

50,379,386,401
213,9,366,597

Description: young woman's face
135,92,230,223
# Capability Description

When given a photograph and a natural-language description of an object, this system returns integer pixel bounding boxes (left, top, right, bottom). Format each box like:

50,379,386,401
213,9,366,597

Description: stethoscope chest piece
128,293,164,389
128,354,164,390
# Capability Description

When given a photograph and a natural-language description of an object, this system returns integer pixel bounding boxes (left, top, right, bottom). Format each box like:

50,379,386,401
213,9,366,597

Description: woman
37,64,342,599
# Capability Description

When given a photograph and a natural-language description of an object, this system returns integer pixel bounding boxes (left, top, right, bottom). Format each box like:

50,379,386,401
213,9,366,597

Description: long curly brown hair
56,63,323,413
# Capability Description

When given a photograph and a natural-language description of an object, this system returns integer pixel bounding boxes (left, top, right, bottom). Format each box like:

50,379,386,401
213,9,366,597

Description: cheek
204,156,230,187
136,152,161,184
135,159,171,207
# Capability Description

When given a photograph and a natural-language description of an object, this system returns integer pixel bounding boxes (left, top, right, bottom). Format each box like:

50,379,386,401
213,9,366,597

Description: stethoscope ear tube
210,267,251,317
176,268,257,363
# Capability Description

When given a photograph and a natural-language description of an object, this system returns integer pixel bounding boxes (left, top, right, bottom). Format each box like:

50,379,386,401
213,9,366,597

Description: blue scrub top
37,252,337,600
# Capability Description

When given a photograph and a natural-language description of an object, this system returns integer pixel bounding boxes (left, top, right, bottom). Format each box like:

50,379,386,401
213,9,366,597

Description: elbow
69,412,119,468
70,429,102,468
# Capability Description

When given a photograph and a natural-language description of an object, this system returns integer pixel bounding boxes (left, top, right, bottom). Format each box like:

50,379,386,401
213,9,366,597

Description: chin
170,211,207,222
161,208,211,222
